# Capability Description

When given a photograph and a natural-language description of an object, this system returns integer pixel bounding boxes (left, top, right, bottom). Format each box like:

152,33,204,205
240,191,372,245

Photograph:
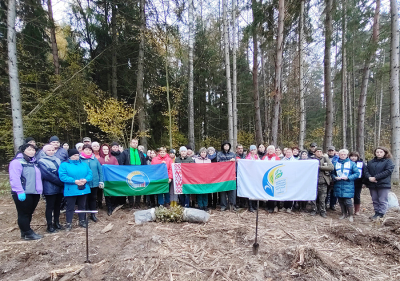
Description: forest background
1,0,400,178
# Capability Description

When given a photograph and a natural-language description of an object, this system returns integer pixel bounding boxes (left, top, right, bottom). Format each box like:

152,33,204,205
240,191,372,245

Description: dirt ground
1,187,400,281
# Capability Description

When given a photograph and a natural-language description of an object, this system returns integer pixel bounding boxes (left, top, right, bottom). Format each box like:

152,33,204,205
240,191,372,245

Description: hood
220,141,231,152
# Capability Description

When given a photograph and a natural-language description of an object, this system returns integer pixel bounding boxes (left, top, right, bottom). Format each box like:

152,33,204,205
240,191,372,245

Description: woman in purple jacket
9,143,43,240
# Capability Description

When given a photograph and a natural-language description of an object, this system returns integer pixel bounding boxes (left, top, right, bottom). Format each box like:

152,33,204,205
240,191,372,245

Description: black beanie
49,136,60,142
111,142,119,147
68,148,80,158
19,143,35,153
24,137,35,144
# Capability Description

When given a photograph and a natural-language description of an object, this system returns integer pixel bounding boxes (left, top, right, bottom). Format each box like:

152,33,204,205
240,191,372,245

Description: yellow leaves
84,98,136,139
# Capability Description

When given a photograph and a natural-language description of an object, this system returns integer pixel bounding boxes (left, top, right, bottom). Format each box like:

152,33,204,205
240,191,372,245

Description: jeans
45,193,63,225
65,195,87,223
220,190,236,208
179,194,190,207
197,194,208,208
12,194,40,233
369,188,390,214
158,193,170,205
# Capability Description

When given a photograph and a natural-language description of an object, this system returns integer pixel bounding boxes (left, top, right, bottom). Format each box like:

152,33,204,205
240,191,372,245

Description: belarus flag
172,162,236,194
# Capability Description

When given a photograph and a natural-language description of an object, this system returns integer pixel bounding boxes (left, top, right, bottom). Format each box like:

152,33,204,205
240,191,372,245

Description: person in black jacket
120,139,147,208
37,144,64,233
349,151,365,216
364,146,395,220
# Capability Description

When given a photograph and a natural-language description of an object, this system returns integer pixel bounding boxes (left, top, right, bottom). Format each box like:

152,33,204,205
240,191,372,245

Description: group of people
9,136,395,240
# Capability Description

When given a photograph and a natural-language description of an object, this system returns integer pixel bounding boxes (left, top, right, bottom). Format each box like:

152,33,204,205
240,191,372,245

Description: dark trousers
128,196,141,205
326,186,337,206
65,195,87,223
283,201,293,209
354,182,362,204
12,194,40,233
220,190,236,208
208,193,218,208
369,188,390,214
179,194,190,207
146,195,156,206
87,187,98,210
97,188,103,207
312,184,328,214
249,199,258,210
267,200,278,210
197,194,208,208
45,193,63,225
105,196,114,208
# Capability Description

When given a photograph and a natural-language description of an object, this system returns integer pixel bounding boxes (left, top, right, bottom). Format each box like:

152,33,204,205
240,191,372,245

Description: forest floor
0,183,400,281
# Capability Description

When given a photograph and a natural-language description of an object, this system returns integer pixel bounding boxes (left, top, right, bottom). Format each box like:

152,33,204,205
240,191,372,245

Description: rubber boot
338,202,347,220
348,205,354,222
354,204,361,216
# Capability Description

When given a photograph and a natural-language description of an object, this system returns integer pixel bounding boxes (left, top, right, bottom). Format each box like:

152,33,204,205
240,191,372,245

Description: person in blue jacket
59,149,93,231
80,144,104,222
331,149,360,223
38,144,64,233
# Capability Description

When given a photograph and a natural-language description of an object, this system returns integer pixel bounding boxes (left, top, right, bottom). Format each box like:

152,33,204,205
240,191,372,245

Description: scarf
356,161,363,179
111,150,120,157
39,155,61,171
335,159,351,177
265,154,277,161
130,147,141,165
81,152,93,159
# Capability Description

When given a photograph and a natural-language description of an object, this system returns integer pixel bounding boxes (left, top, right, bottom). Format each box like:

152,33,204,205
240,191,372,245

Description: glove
18,193,26,201
99,182,104,189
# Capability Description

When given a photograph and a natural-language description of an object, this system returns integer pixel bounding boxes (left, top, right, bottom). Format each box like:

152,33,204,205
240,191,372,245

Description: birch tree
47,0,60,75
271,0,284,146
298,0,305,150
390,0,400,183
232,0,238,148
357,0,380,160
7,0,24,152
188,0,195,150
223,0,233,145
341,0,347,149
111,0,117,98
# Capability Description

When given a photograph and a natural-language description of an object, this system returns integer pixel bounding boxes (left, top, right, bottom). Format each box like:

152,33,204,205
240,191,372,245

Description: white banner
237,159,319,201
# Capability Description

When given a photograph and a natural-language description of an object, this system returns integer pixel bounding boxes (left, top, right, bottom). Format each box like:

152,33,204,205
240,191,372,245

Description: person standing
292,147,300,160
257,144,266,159
59,149,93,230
49,136,68,162
38,144,64,233
120,139,147,208
364,147,395,220
331,149,360,222
80,144,103,221
275,147,284,160
349,151,365,215
235,144,246,209
92,142,101,159
145,150,157,207
326,146,339,210
308,142,317,158
152,147,173,207
217,141,236,211
9,144,43,240
310,148,334,218
169,149,176,163
245,145,259,212
175,146,194,207
194,147,211,211
99,143,119,215
262,145,281,213
280,148,298,213
110,142,123,165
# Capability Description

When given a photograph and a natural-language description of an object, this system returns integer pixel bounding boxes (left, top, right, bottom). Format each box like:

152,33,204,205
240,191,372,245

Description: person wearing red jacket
262,145,281,213
151,147,173,208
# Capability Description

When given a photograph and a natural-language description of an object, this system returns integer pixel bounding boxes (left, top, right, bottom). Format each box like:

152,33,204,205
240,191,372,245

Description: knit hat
111,142,119,147
186,145,193,151
24,137,35,144
179,146,187,152
68,149,79,158
49,136,60,142
250,145,257,151
42,144,54,153
19,143,35,153
170,149,176,154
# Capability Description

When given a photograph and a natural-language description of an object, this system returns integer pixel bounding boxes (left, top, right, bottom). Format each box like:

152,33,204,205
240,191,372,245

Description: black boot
79,220,87,228
53,222,63,230
65,223,72,231
47,224,56,233
107,206,113,216
24,230,42,240
90,214,98,222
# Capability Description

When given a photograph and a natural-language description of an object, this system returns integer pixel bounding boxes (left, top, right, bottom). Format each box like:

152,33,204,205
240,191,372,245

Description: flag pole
75,210,98,263
253,200,259,255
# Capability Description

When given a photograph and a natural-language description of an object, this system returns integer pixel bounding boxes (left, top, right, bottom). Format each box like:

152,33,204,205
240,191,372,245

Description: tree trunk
348,72,353,151
341,0,347,148
323,0,333,150
47,0,59,75
271,0,284,146
232,0,238,148
111,1,117,98
378,54,384,146
7,0,24,153
357,0,380,160
298,0,305,150
223,0,233,145
252,0,263,145
390,0,400,183
188,0,195,150
136,0,147,149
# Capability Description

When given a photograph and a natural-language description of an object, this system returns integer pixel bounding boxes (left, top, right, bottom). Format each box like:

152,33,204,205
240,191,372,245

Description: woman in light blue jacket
80,144,103,222
59,149,92,231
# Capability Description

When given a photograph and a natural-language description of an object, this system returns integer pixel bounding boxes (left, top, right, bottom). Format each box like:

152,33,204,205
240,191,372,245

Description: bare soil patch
1,187,400,280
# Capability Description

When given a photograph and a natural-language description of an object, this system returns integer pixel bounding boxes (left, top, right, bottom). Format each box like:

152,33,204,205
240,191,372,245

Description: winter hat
42,144,54,153
186,145,193,151
24,137,35,144
111,142,119,147
49,136,60,142
68,149,79,158
75,142,83,150
179,146,187,152
250,145,257,151
170,149,176,154
19,143,35,153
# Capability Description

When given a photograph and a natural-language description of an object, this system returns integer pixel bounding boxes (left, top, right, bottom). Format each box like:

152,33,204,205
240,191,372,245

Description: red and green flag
172,162,236,194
